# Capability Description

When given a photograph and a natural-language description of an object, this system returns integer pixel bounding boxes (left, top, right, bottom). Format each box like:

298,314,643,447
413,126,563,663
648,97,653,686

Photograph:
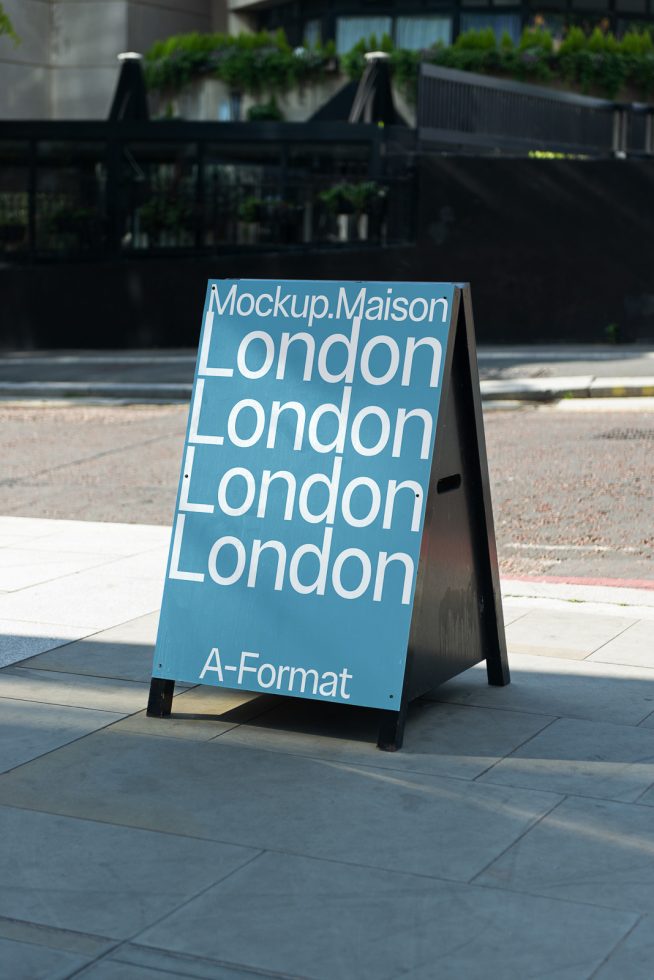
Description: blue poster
153,279,454,711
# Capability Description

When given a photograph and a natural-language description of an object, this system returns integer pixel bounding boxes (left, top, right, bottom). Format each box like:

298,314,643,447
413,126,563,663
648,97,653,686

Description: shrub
144,24,654,107
246,98,284,121
318,181,386,214
518,27,553,53
145,30,334,95
454,28,497,51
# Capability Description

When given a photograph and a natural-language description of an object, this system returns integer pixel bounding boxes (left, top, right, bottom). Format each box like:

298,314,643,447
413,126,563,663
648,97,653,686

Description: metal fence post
646,109,654,155
612,105,628,156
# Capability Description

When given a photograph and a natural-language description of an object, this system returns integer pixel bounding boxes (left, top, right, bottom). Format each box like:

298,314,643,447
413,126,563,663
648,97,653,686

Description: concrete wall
0,0,52,118
50,1,128,119
0,0,224,119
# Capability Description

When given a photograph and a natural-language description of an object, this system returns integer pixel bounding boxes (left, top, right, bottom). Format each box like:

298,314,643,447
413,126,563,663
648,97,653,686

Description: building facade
0,0,227,119
2,0,650,120
229,0,653,49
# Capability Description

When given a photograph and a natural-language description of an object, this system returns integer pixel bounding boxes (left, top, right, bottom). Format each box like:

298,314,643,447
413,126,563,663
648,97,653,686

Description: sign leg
486,648,510,687
377,704,407,752
147,678,175,717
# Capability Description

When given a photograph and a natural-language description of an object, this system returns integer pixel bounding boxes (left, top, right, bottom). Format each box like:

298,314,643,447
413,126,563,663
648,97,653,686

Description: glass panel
35,142,106,254
616,0,647,11
531,11,566,33
335,16,393,53
571,0,609,9
459,12,522,41
534,0,567,11
0,141,29,256
304,19,321,46
125,142,198,251
396,15,453,48
202,142,292,248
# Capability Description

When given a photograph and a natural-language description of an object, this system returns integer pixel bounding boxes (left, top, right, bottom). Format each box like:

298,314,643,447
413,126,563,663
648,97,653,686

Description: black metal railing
418,63,654,156
0,121,416,262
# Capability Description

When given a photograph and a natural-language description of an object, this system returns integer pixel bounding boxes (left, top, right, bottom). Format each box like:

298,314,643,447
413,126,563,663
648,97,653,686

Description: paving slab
0,696,122,773
501,579,654,609
22,613,160,682
0,936,88,980
638,710,654,730
112,686,266,741
432,654,654,726
496,601,531,627
136,850,637,980
29,520,169,556
0,730,561,882
0,546,120,592
0,667,150,714
0,516,80,539
0,561,163,630
505,608,637,660
74,962,192,980
478,717,654,802
594,917,654,979
102,547,169,582
102,946,262,979
219,697,555,781
0,804,257,940
588,620,654,669
0,619,90,668
0,534,40,548
0,916,112,957
476,795,654,913
635,769,654,801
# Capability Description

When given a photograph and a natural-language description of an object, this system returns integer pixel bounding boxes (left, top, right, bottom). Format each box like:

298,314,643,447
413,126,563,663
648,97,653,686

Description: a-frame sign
148,280,509,750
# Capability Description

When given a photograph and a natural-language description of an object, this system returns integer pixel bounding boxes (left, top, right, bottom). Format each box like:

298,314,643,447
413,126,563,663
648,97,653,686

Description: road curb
0,381,193,400
480,376,654,401
0,376,653,403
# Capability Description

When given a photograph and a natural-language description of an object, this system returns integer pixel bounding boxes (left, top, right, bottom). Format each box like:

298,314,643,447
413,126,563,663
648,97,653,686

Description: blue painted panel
154,279,454,711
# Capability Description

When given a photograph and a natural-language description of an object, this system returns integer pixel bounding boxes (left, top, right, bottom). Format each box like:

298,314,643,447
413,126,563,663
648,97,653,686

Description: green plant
246,98,283,121
139,184,192,237
604,322,620,343
49,205,97,233
0,2,18,44
145,30,335,95
559,26,587,56
318,181,386,215
518,27,554,53
238,196,262,223
144,23,654,108
619,29,653,55
587,26,617,54
455,28,497,51
340,37,369,79
390,48,421,100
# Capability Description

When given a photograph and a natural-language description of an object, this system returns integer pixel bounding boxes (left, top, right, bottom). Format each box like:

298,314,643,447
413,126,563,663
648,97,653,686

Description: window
460,11,522,41
396,15,453,48
304,19,321,46
571,0,609,9
335,16,393,53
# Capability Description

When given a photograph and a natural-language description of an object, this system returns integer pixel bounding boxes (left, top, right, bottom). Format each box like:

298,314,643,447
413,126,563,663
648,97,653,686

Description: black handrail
418,63,653,156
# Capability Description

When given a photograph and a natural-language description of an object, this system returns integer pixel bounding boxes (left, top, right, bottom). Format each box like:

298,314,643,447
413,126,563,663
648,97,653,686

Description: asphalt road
1,345,653,383
1,399,651,583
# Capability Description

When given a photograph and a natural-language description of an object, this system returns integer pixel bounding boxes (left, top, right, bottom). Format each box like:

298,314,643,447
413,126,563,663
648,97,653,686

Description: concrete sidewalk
1,515,654,978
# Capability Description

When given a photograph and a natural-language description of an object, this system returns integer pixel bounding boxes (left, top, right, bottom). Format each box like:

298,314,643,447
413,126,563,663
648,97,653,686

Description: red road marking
503,574,654,591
